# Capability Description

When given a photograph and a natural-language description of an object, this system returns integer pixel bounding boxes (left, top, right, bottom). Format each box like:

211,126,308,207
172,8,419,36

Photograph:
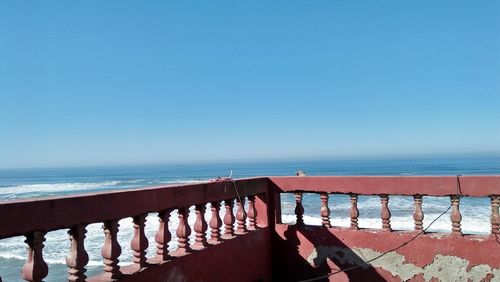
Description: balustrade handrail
269,176,500,197
0,177,268,239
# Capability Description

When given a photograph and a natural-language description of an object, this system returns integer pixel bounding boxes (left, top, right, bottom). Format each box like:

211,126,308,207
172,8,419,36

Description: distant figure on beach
296,170,306,176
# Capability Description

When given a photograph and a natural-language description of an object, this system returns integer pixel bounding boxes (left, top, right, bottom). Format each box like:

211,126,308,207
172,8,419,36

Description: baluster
21,231,48,282
192,204,209,250
450,196,462,236
222,199,236,239
235,197,248,234
174,207,191,256
380,195,392,231
413,195,424,232
247,195,257,231
295,192,305,227
131,214,149,269
101,220,121,280
320,193,331,228
67,225,89,282
349,194,359,230
209,202,223,244
154,209,172,262
491,196,500,236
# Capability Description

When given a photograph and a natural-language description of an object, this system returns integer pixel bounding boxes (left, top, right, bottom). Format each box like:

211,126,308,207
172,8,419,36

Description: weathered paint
273,224,500,281
307,247,500,282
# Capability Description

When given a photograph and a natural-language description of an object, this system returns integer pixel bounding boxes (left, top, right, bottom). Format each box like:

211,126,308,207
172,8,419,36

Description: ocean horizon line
2,151,500,171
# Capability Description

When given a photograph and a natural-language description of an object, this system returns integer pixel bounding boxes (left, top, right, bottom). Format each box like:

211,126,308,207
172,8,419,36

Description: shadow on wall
272,225,387,282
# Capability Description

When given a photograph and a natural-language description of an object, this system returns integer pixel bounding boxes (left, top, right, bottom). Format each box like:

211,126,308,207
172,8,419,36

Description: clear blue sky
1,1,499,169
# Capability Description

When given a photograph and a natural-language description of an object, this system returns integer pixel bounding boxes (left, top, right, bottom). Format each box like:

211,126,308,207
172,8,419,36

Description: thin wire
299,175,463,282
229,170,243,204
216,170,242,203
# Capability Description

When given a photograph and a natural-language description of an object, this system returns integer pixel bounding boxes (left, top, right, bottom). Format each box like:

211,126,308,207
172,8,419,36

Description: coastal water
0,156,499,281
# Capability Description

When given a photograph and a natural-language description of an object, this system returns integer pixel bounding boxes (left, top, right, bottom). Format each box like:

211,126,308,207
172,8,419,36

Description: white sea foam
0,181,127,198
159,179,208,184
0,179,216,199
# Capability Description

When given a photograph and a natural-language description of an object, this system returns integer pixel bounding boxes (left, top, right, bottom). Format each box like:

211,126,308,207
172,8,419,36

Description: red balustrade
349,194,359,230
208,201,223,244
294,192,305,227
173,207,191,256
21,231,48,282
380,194,392,231
235,197,248,235
492,195,500,235
192,204,208,250
247,195,257,231
413,195,424,232
0,176,498,281
67,225,89,282
154,209,172,262
222,199,236,239
131,214,149,269
101,220,121,280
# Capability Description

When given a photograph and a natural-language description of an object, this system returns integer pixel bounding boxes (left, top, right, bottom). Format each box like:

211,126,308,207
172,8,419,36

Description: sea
0,156,499,281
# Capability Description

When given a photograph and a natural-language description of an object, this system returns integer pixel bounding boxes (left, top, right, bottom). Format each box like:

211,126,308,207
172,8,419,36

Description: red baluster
155,209,172,262
222,199,235,239
209,202,223,244
491,195,500,236
173,207,191,256
21,231,48,282
131,214,149,270
101,220,121,280
450,196,462,236
247,195,257,231
413,195,424,232
192,204,209,250
235,197,248,235
295,192,305,227
67,225,89,282
320,193,331,228
380,195,392,231
349,194,359,230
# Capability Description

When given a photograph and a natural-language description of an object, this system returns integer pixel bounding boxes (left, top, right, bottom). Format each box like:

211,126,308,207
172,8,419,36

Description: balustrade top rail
269,176,500,197
0,177,268,239
2,176,499,239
